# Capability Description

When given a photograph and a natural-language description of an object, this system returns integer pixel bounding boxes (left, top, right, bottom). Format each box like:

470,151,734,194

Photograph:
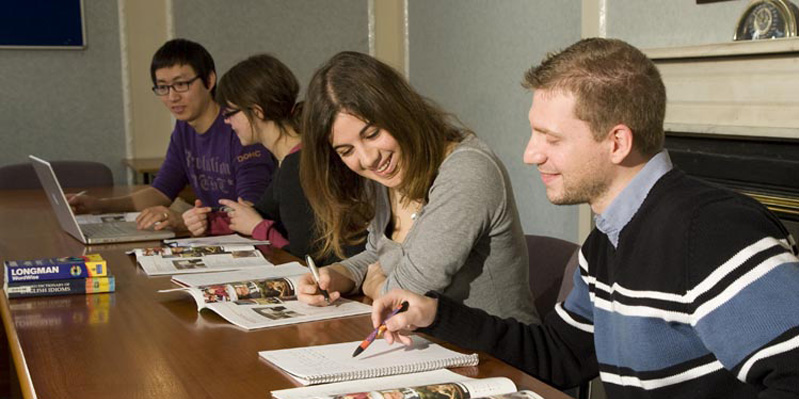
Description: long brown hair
216,54,302,141
300,51,462,258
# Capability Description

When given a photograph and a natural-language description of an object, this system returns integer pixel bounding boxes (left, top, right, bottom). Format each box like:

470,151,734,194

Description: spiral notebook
259,336,479,385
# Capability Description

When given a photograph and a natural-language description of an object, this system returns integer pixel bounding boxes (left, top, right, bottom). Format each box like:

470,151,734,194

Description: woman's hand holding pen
219,198,261,236
371,289,439,346
183,199,213,236
297,264,355,306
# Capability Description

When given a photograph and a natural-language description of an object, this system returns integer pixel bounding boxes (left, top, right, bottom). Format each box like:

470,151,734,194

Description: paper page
206,296,370,331
75,212,140,225
185,274,303,307
164,234,269,247
273,373,516,399
259,337,479,385
472,391,545,399
157,262,356,327
457,377,519,398
271,369,472,399
134,245,274,276
327,377,516,399
170,262,307,287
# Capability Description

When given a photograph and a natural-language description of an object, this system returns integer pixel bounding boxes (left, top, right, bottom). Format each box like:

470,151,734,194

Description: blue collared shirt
594,150,673,248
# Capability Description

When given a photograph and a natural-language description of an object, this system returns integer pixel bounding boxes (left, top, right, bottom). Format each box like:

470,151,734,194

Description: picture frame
0,0,86,50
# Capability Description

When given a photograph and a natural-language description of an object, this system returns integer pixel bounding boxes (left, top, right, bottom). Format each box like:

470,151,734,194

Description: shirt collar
595,150,673,248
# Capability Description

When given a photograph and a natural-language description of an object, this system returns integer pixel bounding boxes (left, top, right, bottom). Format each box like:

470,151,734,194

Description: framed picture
0,0,86,49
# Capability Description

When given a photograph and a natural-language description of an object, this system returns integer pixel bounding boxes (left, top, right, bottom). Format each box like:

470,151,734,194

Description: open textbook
260,336,480,385
271,369,545,399
134,243,273,276
164,233,270,247
161,263,371,330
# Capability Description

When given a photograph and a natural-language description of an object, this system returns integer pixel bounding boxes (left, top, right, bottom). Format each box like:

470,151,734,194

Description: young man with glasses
69,39,274,232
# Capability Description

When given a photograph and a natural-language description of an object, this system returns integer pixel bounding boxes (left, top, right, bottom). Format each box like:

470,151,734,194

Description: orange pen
352,301,409,357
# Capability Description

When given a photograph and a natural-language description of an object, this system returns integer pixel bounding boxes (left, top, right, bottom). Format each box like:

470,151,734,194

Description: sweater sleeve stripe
689,237,790,302
738,334,799,382
555,303,594,333
691,252,798,324
593,310,709,371
600,360,724,390
694,258,799,369
562,263,595,323
592,297,691,323
589,237,789,305
589,253,798,325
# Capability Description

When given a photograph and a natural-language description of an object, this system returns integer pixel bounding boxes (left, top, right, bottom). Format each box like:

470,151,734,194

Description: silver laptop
29,155,175,244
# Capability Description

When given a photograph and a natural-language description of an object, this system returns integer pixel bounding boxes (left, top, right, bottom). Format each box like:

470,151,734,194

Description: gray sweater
341,135,539,324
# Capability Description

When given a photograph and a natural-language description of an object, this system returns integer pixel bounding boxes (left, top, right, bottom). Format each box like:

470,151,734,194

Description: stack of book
3,254,115,298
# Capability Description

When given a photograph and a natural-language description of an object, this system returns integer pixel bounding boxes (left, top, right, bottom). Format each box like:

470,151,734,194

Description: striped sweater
421,169,799,398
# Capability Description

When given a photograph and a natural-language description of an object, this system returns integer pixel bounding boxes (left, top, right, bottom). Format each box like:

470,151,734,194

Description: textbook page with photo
161,263,371,330
271,368,545,399
259,336,480,386
133,244,274,276
164,233,269,247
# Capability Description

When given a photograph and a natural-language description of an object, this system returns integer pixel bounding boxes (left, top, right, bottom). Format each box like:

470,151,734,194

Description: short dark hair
523,38,666,157
150,38,216,96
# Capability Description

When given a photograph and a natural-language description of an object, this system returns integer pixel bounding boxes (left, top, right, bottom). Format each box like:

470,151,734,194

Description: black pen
305,255,330,304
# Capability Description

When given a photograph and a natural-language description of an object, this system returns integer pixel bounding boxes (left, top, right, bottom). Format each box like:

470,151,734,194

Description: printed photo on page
330,378,544,399
162,265,371,330
133,244,273,276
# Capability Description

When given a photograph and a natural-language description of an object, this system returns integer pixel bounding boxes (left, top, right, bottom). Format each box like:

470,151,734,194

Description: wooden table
0,187,571,399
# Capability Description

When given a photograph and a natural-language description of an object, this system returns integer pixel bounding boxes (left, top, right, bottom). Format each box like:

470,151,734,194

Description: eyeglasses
152,76,201,96
222,108,242,119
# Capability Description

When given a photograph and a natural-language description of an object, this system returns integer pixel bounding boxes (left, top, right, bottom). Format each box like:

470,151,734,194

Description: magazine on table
270,368,546,399
133,243,273,276
160,263,371,330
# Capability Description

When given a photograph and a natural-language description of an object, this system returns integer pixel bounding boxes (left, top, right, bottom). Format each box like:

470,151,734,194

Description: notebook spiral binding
306,354,480,385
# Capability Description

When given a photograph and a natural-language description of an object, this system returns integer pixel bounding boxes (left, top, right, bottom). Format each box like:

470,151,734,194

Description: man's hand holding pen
353,301,409,357
371,289,439,346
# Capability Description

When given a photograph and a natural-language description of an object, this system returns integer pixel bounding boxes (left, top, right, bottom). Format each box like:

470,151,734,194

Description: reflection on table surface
0,187,571,399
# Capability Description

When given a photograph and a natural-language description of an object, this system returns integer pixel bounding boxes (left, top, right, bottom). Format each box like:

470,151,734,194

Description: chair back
527,235,592,399
0,161,113,190
526,234,579,317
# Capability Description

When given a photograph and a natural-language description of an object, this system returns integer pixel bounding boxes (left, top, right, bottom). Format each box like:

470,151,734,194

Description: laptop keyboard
81,222,142,237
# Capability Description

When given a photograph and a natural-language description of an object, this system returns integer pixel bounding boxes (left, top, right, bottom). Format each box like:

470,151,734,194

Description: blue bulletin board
0,0,86,49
